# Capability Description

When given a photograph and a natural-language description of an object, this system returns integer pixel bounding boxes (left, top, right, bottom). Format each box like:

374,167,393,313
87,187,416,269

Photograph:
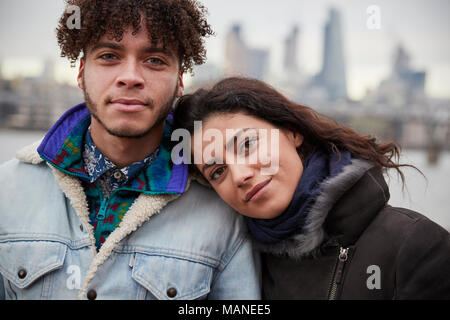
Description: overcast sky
0,0,449,100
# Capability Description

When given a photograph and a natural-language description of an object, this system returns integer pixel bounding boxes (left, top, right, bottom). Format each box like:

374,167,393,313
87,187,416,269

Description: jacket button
18,269,27,279
79,224,84,232
166,287,177,298
87,289,97,300
113,170,124,180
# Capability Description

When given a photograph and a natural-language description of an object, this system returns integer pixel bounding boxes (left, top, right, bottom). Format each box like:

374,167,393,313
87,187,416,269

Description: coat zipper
97,197,109,221
328,246,349,300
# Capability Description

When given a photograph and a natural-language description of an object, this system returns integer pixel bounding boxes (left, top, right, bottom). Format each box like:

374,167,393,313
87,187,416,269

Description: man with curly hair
0,0,261,300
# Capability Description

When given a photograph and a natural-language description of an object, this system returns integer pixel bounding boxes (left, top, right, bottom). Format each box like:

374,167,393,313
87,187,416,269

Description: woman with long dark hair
173,77,450,299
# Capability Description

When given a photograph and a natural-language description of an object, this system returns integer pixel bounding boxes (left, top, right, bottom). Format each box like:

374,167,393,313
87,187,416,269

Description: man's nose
230,164,255,187
116,60,145,89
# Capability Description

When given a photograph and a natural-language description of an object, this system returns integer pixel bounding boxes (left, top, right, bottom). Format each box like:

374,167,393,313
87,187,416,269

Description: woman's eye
238,137,258,155
209,166,226,181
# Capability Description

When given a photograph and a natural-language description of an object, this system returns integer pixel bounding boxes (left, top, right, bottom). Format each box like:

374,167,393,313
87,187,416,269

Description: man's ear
77,58,85,90
176,70,184,97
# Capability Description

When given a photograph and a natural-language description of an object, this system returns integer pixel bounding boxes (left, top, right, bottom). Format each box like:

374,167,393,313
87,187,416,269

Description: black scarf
245,148,352,244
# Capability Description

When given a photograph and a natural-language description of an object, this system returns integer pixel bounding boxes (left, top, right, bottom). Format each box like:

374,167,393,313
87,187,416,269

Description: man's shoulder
138,180,248,243
174,180,241,223
0,156,53,193
129,180,250,265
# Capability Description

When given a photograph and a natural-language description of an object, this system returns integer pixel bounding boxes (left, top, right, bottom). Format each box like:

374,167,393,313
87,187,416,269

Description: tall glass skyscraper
319,8,348,101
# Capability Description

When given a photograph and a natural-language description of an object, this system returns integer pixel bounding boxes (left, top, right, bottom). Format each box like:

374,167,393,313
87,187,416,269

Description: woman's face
192,112,304,219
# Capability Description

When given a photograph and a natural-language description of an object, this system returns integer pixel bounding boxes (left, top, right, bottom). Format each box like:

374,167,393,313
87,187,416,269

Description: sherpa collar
36,103,188,195
15,103,193,300
257,158,389,260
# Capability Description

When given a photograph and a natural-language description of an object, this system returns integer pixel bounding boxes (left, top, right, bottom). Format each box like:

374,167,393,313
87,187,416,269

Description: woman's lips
110,98,148,112
245,178,272,202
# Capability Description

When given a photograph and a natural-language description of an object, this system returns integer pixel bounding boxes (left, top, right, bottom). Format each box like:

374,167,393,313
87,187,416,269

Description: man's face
77,25,184,138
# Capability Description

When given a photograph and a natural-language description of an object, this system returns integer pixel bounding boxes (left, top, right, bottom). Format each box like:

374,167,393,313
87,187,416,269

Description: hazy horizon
1,0,449,100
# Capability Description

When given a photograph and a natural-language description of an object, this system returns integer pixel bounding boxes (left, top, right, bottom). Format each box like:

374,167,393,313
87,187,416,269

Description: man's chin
103,125,156,139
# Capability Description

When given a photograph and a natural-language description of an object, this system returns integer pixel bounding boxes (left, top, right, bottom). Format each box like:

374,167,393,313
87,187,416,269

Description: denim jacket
0,106,261,300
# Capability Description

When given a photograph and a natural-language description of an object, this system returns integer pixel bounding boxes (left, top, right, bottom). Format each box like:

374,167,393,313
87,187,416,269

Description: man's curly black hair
56,0,214,73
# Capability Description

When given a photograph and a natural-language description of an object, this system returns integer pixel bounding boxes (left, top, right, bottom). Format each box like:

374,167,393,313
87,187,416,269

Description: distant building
224,24,269,80
1,59,83,130
187,63,224,92
314,8,348,101
391,45,426,100
247,48,269,80
366,44,427,106
283,26,300,75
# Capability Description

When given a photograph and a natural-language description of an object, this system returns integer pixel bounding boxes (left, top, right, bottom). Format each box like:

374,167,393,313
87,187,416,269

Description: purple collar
37,103,188,194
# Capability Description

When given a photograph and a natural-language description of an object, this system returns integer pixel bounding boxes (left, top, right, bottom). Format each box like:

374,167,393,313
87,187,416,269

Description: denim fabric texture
0,104,261,300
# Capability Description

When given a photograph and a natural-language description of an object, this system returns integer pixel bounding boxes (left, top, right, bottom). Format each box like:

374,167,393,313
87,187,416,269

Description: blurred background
0,0,449,230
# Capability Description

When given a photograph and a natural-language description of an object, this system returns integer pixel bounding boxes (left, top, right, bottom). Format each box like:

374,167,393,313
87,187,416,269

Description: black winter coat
260,159,450,299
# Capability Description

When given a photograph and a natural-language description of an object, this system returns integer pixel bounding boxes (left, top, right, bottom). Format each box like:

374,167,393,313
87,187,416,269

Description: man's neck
89,121,164,168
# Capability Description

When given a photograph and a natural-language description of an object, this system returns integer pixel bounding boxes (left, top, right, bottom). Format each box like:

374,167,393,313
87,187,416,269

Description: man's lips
109,98,148,112
245,178,272,202
111,98,147,105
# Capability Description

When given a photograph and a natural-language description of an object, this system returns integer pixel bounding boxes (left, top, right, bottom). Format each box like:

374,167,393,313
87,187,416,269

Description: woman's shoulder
380,205,448,234
372,205,450,254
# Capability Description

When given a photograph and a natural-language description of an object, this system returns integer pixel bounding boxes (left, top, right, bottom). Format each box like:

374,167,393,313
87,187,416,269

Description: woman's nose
230,164,255,187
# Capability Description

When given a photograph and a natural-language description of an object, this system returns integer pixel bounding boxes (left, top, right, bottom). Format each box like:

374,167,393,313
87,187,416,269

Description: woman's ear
288,131,304,148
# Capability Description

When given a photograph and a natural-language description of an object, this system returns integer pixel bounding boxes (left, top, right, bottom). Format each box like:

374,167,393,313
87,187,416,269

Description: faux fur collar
16,141,188,299
16,139,44,164
257,158,375,260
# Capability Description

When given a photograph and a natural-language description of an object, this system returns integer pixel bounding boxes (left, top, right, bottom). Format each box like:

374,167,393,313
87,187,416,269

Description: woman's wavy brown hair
174,77,419,186
56,0,214,72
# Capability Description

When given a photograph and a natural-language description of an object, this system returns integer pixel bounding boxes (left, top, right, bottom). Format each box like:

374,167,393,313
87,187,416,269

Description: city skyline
0,0,449,100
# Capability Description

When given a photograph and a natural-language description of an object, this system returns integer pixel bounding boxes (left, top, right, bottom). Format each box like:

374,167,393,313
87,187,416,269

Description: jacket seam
0,235,91,250
388,206,421,221
391,215,421,299
367,171,387,202
210,234,249,290
127,248,221,269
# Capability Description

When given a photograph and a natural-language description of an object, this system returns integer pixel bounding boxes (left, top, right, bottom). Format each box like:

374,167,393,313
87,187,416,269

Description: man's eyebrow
90,42,125,52
90,42,174,58
140,46,174,58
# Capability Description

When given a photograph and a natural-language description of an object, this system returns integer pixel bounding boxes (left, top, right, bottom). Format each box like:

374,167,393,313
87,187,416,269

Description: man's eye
146,57,165,65
209,166,226,181
99,53,117,60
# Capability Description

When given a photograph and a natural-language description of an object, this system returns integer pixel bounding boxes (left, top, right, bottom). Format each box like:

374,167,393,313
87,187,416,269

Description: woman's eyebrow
201,160,218,175
225,128,256,150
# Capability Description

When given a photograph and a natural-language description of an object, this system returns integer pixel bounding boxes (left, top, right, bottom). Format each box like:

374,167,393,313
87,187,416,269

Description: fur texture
16,142,190,300
256,158,375,260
